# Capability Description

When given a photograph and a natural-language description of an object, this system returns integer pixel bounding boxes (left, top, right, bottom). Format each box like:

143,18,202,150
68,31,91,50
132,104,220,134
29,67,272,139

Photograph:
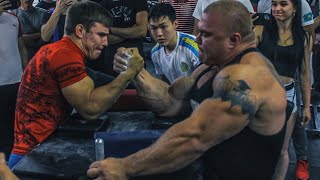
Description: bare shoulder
253,25,264,36
209,67,258,120
253,25,264,44
212,60,285,112
210,54,286,134
217,59,282,95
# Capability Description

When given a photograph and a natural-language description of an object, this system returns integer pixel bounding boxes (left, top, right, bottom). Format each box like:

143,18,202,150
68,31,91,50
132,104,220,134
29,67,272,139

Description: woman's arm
299,34,313,124
253,25,263,46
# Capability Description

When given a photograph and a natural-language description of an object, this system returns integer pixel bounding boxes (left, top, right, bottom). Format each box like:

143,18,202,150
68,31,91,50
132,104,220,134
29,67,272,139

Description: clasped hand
113,47,144,75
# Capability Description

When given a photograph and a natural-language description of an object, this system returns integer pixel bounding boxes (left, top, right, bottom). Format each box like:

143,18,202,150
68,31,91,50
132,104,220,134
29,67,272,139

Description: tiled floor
286,135,320,180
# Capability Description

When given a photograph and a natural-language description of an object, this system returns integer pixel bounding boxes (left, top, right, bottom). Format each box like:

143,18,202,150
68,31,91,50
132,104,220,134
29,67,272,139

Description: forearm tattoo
212,75,257,120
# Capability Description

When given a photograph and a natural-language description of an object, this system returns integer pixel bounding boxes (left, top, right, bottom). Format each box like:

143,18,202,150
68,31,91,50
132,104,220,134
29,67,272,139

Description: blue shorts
8,153,24,169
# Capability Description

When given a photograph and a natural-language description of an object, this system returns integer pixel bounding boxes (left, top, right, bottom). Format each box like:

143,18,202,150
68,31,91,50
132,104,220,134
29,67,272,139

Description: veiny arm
62,48,144,120
87,67,259,179
134,68,194,117
113,47,194,117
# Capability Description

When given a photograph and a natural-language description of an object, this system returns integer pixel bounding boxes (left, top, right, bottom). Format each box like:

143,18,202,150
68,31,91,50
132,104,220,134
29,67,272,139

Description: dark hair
148,3,176,23
263,0,308,71
65,1,113,35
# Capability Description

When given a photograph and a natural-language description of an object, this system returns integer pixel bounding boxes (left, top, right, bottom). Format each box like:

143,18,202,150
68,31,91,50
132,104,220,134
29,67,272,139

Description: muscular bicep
62,76,95,116
212,73,258,120
190,73,256,147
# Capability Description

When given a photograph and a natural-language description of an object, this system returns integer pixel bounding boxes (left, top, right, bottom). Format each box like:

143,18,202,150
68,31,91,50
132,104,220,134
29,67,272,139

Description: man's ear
228,33,241,48
75,24,85,38
173,20,178,30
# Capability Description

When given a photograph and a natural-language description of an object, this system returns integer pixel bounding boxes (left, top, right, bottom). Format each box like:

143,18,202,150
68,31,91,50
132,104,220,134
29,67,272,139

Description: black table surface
13,111,201,180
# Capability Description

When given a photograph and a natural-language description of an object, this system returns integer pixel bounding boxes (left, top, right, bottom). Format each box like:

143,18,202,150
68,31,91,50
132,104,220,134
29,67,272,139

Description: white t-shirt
257,0,314,26
0,12,23,86
193,0,254,20
151,31,200,83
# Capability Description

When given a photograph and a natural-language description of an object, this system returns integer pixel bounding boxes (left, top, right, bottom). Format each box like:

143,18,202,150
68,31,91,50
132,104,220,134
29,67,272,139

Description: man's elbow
41,33,51,42
78,111,100,121
81,114,100,121
76,105,104,121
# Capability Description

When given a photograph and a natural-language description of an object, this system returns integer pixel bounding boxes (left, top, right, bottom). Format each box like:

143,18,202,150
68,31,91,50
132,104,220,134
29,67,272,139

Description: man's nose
195,33,201,45
102,36,108,47
155,28,163,37
273,4,281,11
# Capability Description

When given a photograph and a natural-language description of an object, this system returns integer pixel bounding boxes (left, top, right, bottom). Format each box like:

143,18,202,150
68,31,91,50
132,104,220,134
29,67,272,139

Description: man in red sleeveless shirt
8,1,144,168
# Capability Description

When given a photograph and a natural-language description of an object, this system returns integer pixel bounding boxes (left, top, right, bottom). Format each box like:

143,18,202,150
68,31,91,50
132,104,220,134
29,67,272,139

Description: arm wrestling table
12,111,202,180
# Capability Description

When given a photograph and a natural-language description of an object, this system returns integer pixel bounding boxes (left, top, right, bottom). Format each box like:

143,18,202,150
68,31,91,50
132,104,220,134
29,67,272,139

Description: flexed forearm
134,69,192,117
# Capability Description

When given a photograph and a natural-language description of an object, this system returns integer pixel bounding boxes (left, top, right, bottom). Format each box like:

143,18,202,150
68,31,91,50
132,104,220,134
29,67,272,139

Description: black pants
312,44,320,90
0,82,19,160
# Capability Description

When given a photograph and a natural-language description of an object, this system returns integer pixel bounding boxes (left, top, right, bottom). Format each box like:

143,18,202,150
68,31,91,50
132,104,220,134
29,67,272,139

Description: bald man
88,1,287,179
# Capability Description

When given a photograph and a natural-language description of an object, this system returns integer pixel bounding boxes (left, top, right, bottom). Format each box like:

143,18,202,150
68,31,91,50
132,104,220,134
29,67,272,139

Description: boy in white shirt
150,3,200,83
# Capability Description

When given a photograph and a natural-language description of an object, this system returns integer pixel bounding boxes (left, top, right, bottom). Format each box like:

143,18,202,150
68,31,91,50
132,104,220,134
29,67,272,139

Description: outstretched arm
134,69,194,117
87,67,257,179
113,47,194,117
62,48,144,120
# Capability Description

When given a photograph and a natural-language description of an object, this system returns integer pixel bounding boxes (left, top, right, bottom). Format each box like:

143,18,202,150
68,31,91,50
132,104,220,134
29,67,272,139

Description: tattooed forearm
213,75,257,120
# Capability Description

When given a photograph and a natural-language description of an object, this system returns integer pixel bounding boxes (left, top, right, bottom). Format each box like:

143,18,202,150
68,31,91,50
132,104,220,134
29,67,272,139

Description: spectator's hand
0,153,19,180
301,107,311,126
55,0,76,15
113,47,129,73
64,0,77,7
55,0,67,14
0,0,11,13
87,158,129,180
